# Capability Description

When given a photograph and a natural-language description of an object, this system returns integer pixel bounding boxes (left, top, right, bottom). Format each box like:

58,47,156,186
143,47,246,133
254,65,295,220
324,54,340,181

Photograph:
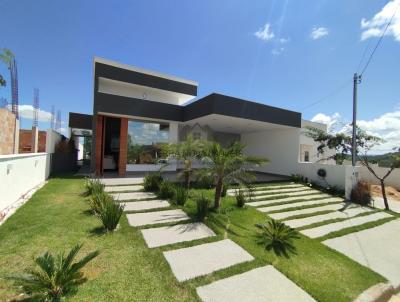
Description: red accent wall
119,118,128,176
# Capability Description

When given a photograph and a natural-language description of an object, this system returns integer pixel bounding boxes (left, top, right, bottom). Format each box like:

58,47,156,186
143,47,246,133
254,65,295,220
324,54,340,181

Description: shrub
235,189,246,207
98,197,124,232
158,181,175,199
245,183,256,202
174,186,188,206
195,194,211,221
256,219,299,256
84,178,104,196
143,173,163,192
290,174,303,183
7,244,99,302
351,181,371,205
88,192,113,215
195,174,215,189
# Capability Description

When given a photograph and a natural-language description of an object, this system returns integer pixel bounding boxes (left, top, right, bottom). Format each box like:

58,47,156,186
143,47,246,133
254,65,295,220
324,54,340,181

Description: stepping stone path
111,191,157,201
284,205,373,229
301,212,392,238
269,203,346,220
101,179,327,300
163,239,254,282
324,219,400,288
105,185,143,192
197,265,316,302
141,223,216,248
247,193,332,207
126,209,189,227
121,200,170,212
257,197,343,213
251,190,322,201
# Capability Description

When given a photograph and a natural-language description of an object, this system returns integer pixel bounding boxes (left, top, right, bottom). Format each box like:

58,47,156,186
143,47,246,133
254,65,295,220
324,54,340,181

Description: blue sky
1,0,399,152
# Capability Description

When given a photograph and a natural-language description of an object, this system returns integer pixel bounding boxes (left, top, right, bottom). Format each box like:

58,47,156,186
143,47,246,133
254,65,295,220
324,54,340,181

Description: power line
359,4,399,76
300,78,352,111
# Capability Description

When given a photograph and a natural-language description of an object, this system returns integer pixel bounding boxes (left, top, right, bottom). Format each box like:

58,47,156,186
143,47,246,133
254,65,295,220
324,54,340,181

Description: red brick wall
119,118,128,176
18,130,47,153
0,109,17,155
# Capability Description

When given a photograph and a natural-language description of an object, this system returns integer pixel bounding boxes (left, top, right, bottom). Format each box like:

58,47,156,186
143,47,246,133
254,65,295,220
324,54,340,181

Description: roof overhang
69,112,93,131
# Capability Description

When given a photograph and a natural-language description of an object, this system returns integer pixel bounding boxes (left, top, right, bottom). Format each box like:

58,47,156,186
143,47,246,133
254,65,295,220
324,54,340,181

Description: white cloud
361,0,400,41
8,104,53,122
310,27,329,40
254,23,275,41
271,47,285,55
311,110,400,153
311,112,342,132
279,38,290,43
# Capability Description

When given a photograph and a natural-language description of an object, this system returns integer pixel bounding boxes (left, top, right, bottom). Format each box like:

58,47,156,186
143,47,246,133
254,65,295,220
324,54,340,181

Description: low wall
357,166,400,190
0,153,51,212
46,129,62,154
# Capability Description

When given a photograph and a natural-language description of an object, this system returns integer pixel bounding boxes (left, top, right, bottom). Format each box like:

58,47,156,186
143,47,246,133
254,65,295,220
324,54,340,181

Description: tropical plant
200,141,268,208
7,244,99,301
88,191,112,215
195,194,211,221
84,178,104,196
97,197,124,232
350,181,371,206
235,189,246,207
163,135,204,190
221,182,228,197
0,48,14,87
158,181,175,199
256,219,299,256
143,173,163,192
174,186,188,206
194,173,215,189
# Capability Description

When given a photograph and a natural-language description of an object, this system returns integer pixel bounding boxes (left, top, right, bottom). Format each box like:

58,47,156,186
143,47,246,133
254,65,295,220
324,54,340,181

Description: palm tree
7,244,99,301
164,135,204,190
201,141,268,209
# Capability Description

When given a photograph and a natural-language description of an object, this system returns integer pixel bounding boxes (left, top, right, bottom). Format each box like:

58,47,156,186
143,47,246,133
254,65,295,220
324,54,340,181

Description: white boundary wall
0,153,51,212
357,166,400,190
45,129,62,154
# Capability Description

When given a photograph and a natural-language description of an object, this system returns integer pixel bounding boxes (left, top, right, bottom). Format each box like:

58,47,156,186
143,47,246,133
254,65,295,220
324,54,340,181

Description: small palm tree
164,135,204,190
201,141,267,209
256,220,299,256
7,244,99,301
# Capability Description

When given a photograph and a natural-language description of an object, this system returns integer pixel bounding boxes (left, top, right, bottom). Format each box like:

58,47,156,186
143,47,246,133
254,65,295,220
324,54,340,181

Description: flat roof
94,57,198,86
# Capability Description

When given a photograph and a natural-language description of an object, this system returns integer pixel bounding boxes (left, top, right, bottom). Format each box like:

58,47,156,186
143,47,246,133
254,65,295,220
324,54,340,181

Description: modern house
69,57,327,177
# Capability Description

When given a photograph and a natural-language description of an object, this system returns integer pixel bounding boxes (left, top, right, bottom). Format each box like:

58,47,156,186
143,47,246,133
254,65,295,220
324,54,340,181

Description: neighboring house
69,57,325,177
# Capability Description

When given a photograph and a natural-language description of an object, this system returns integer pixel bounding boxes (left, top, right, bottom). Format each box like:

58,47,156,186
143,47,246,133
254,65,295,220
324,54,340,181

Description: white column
169,122,179,143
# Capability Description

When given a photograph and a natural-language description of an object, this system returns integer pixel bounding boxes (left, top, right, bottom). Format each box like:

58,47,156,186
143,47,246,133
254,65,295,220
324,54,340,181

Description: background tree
306,125,398,209
163,135,204,190
359,147,400,210
200,141,267,209
0,48,14,87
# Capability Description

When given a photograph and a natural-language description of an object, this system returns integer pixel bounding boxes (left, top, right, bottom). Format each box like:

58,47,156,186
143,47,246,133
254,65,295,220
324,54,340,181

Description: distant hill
344,151,400,167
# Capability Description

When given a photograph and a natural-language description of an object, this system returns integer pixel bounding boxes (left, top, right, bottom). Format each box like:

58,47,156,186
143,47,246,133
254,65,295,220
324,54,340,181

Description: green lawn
0,176,385,301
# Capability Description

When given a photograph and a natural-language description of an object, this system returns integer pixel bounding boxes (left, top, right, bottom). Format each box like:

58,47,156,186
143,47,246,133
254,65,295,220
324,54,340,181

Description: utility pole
351,73,361,167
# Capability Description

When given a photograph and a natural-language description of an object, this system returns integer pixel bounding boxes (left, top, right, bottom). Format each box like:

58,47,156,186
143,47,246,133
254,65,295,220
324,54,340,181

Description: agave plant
256,219,299,256
7,244,99,302
98,197,124,232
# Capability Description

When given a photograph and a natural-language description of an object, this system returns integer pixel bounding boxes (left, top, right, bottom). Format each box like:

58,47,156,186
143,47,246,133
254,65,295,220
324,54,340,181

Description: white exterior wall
46,129,62,154
0,153,51,212
241,128,301,176
169,122,179,143
357,166,400,190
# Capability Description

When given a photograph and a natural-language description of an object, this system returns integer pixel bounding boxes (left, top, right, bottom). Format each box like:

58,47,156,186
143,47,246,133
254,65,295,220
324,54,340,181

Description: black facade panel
95,62,197,96
68,112,93,130
94,92,183,121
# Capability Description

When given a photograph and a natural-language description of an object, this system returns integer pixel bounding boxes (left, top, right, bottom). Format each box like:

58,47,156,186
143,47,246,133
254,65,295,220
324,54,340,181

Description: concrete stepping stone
227,183,302,194
112,192,156,201
258,197,343,213
121,200,170,212
196,265,316,302
284,206,373,229
99,177,143,186
105,185,143,192
141,223,216,248
126,209,189,227
247,193,331,207
163,239,254,282
252,190,322,200
228,187,311,197
301,212,392,238
269,203,346,220
324,219,400,289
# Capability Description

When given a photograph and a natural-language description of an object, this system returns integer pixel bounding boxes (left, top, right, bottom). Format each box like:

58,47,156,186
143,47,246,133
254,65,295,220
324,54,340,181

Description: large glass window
127,120,169,164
